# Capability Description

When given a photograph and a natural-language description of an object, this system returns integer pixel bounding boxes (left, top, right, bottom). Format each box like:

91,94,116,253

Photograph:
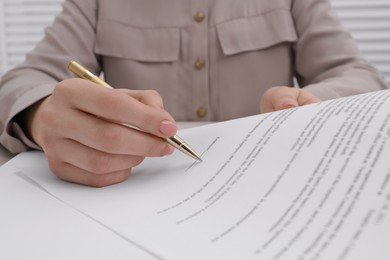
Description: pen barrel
165,136,201,161
164,135,184,150
68,60,112,89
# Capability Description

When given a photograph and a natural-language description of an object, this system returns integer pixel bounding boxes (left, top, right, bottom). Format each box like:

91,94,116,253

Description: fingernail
159,120,177,136
282,102,297,109
161,145,174,156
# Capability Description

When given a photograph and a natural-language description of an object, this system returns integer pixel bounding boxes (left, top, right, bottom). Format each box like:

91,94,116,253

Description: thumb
274,96,299,111
260,86,300,113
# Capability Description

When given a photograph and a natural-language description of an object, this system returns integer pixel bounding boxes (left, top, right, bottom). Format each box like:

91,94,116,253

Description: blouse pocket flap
95,20,180,62
216,9,298,56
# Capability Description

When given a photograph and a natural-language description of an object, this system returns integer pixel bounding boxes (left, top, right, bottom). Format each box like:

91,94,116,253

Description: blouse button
194,11,205,23
194,58,205,70
197,107,207,118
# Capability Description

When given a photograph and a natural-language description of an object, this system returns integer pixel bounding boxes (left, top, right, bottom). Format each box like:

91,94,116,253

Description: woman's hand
260,86,321,113
26,78,176,187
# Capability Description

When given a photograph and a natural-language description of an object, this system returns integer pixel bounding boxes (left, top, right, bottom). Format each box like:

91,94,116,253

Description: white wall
0,0,389,85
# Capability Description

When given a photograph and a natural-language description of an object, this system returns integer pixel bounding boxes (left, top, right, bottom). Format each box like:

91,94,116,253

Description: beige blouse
0,0,387,153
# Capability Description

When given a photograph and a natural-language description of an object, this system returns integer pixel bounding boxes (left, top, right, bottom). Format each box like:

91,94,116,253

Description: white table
0,145,13,166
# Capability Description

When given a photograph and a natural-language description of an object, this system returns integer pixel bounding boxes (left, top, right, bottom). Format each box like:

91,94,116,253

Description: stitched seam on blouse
100,7,290,30
212,7,290,28
100,18,181,30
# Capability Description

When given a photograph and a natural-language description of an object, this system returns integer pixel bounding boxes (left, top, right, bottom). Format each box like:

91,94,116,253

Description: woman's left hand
260,86,321,113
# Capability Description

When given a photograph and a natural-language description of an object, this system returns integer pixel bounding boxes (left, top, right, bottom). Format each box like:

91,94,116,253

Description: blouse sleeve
0,0,99,153
292,0,388,100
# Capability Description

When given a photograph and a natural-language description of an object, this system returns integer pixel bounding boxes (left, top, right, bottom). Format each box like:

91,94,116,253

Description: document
4,89,390,259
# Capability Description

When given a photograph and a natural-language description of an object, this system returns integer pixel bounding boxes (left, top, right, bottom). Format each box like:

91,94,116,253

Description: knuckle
39,105,58,126
52,80,70,98
142,116,157,130
145,89,160,98
52,78,84,101
87,153,112,174
88,170,131,188
47,157,64,178
98,126,124,152
88,177,111,188
131,156,145,167
146,142,166,157
140,90,164,108
96,92,118,108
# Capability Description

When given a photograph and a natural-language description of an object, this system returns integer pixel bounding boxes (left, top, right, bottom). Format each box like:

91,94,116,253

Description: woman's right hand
26,78,177,187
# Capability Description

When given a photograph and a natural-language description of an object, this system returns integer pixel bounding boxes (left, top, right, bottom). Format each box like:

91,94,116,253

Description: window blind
331,0,390,85
0,0,63,75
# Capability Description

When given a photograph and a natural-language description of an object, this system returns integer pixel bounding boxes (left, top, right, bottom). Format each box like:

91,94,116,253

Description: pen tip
197,157,203,162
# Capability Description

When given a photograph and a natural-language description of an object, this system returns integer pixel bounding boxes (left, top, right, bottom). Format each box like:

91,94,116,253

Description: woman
0,0,387,186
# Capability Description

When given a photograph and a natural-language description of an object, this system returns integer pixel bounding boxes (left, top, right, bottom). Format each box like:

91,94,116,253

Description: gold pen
67,60,202,161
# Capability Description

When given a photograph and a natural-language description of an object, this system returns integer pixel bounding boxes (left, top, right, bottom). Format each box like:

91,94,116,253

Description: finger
119,89,177,137
297,90,321,106
261,87,299,113
53,79,176,137
48,160,132,187
118,89,165,110
47,138,145,174
55,107,174,156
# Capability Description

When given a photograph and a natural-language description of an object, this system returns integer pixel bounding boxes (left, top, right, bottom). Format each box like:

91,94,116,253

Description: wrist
17,96,50,144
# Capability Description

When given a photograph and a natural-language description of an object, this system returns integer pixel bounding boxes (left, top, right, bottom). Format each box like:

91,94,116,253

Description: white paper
5,90,390,259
